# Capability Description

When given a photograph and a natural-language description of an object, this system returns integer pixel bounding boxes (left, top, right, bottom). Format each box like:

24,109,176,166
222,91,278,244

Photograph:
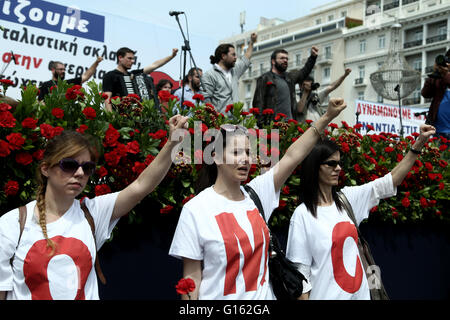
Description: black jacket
252,54,317,121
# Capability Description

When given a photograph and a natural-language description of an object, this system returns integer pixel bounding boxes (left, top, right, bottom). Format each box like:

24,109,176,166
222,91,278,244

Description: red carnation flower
76,124,89,134
425,162,433,171
175,278,196,296
329,123,339,129
158,90,171,102
341,142,350,153
104,151,120,167
401,197,410,208
126,140,140,154
160,205,174,214
15,152,33,165
384,146,395,153
4,180,19,196
0,140,11,157
104,124,120,147
192,94,204,101
95,184,111,196
0,111,16,128
182,194,195,205
127,93,140,100
0,103,12,111
420,197,428,208
132,161,147,175
262,108,274,115
96,166,108,178
82,107,96,120
32,149,44,161
0,79,14,86
21,117,38,129
249,108,260,115
6,133,25,150
439,160,448,168
183,101,195,109
51,108,64,119
225,104,234,113
149,129,167,140
266,81,274,85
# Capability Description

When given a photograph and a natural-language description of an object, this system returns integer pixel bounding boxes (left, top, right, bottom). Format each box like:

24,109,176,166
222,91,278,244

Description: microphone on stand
169,11,184,16
10,51,17,64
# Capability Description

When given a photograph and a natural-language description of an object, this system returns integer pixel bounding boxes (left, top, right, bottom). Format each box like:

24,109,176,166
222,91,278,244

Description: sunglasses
220,124,248,134
58,158,96,176
321,160,343,168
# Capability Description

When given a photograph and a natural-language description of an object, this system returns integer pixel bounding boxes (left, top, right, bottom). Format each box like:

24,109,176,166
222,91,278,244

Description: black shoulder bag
337,191,389,300
243,185,306,300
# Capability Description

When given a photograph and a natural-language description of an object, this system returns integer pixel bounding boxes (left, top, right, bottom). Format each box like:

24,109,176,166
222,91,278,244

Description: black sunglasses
58,158,96,176
220,124,248,134
321,160,343,168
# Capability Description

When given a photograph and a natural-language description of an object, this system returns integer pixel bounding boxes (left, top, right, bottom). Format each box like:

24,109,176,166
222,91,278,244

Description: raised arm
81,56,103,83
244,33,257,60
391,124,436,187
323,68,351,96
143,49,178,74
273,98,347,191
111,115,188,220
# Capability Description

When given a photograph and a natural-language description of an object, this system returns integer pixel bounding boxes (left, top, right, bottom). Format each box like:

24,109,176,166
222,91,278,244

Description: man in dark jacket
421,49,450,141
252,46,318,123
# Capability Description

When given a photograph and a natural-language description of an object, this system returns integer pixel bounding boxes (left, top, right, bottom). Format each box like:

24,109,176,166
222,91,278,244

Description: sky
54,0,336,42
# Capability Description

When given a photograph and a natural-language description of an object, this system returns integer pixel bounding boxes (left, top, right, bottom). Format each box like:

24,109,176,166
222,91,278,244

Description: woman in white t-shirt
0,115,188,300
169,98,348,300
286,124,436,300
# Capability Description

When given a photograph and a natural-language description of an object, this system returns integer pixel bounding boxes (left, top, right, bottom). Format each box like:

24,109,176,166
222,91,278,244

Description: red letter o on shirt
331,222,363,293
23,236,93,300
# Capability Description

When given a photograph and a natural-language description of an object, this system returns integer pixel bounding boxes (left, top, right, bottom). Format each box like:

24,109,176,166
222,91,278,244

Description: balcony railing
403,39,422,49
354,78,365,86
317,53,333,64
384,1,400,11
402,0,419,5
426,34,447,44
402,97,421,105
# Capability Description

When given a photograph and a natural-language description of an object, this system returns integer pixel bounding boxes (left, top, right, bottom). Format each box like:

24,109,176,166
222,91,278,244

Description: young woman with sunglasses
285,124,436,300
169,98,347,300
0,115,188,300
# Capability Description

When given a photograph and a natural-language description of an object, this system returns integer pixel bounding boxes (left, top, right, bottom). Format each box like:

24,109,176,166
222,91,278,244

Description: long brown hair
36,131,99,255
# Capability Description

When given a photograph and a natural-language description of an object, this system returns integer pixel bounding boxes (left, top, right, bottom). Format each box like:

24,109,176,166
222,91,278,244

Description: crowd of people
0,29,447,301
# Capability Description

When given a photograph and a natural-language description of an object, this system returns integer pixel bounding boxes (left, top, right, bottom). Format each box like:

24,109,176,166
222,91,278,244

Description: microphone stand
394,84,404,137
171,13,204,109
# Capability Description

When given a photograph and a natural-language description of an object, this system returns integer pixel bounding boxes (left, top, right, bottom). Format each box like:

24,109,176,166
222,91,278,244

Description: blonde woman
0,115,187,300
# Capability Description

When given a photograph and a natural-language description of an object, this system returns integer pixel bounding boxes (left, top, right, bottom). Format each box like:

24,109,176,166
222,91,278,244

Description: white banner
355,99,428,136
0,0,214,99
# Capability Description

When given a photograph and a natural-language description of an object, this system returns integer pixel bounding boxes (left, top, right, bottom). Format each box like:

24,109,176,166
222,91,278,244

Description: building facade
220,0,450,125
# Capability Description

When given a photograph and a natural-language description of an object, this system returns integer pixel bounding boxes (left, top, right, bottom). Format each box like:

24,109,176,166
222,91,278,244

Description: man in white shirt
202,33,257,113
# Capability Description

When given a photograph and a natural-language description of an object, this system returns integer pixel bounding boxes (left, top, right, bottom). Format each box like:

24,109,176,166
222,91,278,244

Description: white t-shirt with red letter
169,168,280,300
286,173,396,300
0,192,119,300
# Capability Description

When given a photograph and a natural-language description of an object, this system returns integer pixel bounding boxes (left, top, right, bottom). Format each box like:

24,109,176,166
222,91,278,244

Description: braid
36,183,56,256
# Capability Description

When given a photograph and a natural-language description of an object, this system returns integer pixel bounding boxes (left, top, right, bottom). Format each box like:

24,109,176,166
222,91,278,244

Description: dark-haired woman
286,124,436,300
0,115,188,300
169,98,347,300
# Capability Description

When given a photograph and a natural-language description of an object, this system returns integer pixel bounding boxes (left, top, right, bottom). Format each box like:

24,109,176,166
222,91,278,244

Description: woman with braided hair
0,115,188,300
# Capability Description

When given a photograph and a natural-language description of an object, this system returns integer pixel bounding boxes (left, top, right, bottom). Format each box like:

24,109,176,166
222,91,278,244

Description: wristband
311,124,325,141
409,146,421,155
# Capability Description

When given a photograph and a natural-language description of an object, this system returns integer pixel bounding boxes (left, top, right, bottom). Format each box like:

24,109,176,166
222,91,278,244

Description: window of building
316,18,322,25
358,91,365,100
413,59,422,71
246,84,252,98
358,65,365,79
414,30,423,42
378,34,385,49
325,46,332,59
323,67,331,82
341,10,347,17
438,24,447,35
260,63,264,75
296,53,302,66
328,15,334,21
359,39,367,53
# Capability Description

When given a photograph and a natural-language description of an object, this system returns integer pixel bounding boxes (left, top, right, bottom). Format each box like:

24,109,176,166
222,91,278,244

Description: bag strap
243,185,265,219
80,201,107,285
10,206,27,266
